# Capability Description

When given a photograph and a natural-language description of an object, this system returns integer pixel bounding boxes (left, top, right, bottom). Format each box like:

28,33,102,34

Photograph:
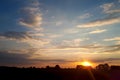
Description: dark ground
0,66,120,80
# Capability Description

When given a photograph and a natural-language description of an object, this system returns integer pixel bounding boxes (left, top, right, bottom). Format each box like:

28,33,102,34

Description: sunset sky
0,0,120,67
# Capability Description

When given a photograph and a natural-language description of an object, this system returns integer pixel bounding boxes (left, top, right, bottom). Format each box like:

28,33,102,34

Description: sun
81,61,92,66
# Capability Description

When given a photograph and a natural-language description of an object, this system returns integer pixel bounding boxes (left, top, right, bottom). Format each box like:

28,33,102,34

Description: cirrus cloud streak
77,17,120,28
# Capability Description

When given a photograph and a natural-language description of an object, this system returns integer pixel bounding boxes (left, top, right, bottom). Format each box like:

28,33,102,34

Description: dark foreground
0,66,120,80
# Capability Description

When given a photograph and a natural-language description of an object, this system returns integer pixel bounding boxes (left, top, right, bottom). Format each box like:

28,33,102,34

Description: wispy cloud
104,37,120,41
0,31,32,40
104,37,120,45
0,31,50,48
100,2,120,14
100,3,114,13
64,28,79,34
106,9,120,14
21,38,50,48
47,34,62,38
61,38,89,47
19,0,42,30
55,21,63,26
89,29,107,34
55,41,120,53
30,33,45,37
77,17,120,28
82,44,120,53
99,44,120,53
119,0,120,3
79,13,91,19
62,39,82,47
91,58,120,63
102,46,120,53
77,1,120,28
116,42,120,45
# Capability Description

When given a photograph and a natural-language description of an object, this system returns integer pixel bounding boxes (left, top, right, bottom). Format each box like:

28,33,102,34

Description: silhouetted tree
55,65,60,69
76,65,84,69
46,65,50,69
96,63,110,72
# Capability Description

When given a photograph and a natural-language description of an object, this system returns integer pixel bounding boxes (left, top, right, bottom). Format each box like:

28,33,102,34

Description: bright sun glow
81,61,92,66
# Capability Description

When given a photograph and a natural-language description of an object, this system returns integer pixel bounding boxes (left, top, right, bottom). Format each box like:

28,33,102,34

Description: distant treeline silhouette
0,63,120,80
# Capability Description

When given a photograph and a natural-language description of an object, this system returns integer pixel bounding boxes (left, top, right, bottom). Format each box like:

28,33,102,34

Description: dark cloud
0,31,32,40
0,51,31,65
0,50,71,66
0,31,50,49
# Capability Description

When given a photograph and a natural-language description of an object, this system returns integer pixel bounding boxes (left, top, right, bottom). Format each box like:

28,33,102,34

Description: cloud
100,2,120,14
79,13,91,19
0,51,31,65
19,0,42,30
61,38,89,47
0,31,32,40
30,33,45,37
81,44,103,49
53,43,120,58
0,31,50,48
89,29,107,34
6,48,37,54
102,46,120,53
21,38,50,48
56,41,120,53
119,0,120,3
55,21,63,26
104,37,120,41
47,34,62,38
104,37,120,45
42,43,120,64
93,44,120,53
62,39,82,47
106,9,120,14
16,0,47,49
116,41,120,45
32,59,71,63
0,50,73,66
1,44,119,66
84,44,120,53
64,28,79,34
77,2,120,28
91,58,120,63
100,3,114,13
77,17,120,28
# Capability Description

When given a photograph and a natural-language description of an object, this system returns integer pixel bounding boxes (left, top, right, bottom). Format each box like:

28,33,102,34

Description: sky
0,0,120,68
